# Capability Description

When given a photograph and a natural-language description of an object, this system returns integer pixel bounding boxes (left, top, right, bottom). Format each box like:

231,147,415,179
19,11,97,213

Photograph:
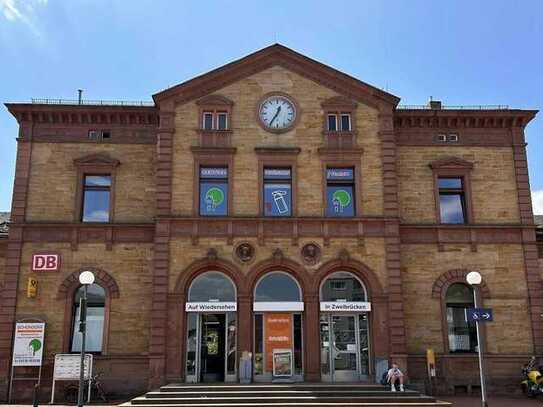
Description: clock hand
269,105,282,126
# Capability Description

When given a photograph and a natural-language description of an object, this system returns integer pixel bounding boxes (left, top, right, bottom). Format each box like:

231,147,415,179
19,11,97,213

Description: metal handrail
30,98,155,107
397,104,509,110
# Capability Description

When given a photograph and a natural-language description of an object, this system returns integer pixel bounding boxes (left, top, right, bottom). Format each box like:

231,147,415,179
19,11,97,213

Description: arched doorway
185,271,237,383
253,271,304,382
319,271,370,382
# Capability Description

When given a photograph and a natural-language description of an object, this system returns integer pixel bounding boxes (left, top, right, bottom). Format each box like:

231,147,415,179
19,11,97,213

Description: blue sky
0,0,541,213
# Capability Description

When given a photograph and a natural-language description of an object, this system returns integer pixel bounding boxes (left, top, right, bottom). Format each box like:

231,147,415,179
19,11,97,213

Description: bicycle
63,372,108,403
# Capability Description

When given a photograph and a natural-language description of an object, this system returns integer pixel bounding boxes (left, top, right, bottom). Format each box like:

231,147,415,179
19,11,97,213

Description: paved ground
441,396,543,406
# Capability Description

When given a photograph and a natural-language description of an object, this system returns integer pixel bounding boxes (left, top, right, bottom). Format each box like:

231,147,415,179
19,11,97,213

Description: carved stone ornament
272,248,284,263
234,242,255,263
301,242,321,265
206,248,218,262
339,248,350,265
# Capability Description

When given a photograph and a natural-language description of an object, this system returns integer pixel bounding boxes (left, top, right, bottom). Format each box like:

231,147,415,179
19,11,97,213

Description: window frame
325,167,357,217
437,177,468,224
444,283,478,354
64,282,111,355
263,167,293,217
81,174,112,223
73,154,119,223
430,157,474,225
198,166,229,217
69,284,107,354
256,147,300,217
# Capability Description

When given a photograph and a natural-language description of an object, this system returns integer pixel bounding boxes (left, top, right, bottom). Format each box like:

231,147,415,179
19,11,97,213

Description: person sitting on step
387,362,405,392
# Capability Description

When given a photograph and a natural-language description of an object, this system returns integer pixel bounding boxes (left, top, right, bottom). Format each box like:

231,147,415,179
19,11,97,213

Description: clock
257,93,298,133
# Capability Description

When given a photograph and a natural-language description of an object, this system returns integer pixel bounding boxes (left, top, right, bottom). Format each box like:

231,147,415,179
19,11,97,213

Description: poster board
12,322,45,366
272,349,293,377
8,321,46,403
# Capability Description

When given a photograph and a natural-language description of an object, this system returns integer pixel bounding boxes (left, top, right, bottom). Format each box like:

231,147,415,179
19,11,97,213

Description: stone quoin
0,44,541,401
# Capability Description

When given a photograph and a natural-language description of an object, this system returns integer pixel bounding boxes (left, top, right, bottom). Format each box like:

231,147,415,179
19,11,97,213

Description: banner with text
264,313,293,373
12,322,45,367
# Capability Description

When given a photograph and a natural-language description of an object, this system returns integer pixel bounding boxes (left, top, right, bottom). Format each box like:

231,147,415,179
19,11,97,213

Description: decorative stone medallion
234,242,255,264
301,242,321,265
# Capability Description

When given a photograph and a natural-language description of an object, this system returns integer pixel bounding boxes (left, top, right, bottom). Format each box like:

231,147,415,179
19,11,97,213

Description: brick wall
398,146,520,224
26,143,156,223
171,66,383,217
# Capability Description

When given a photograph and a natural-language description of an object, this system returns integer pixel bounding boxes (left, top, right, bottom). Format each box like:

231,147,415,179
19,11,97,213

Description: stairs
121,383,452,407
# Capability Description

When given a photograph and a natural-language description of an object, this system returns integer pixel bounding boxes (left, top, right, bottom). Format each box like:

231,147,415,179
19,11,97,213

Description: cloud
532,190,543,215
0,0,48,36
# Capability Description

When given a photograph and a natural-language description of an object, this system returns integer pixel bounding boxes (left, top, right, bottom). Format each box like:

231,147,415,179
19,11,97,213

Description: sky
0,0,542,214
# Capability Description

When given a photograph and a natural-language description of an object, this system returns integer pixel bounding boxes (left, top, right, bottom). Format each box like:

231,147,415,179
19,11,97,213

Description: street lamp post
77,271,95,407
466,271,488,407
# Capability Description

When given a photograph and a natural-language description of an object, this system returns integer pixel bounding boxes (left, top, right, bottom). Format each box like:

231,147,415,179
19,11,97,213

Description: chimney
78,89,83,105
428,97,442,110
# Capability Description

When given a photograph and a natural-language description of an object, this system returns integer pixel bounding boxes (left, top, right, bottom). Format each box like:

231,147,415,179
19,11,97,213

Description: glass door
331,315,359,382
320,314,369,382
185,312,237,383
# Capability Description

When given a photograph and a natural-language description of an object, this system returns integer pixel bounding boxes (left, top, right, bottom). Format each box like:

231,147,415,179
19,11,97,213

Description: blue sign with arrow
465,308,493,323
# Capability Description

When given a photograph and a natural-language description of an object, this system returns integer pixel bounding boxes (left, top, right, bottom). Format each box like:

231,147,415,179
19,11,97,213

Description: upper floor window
438,177,466,224
263,167,292,217
71,284,106,353
199,167,228,216
327,113,351,132
82,175,111,222
446,283,477,353
326,168,355,217
202,111,228,131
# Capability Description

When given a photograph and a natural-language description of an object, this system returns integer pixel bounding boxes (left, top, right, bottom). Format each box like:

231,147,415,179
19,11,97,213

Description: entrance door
200,314,226,382
320,314,369,382
185,312,236,383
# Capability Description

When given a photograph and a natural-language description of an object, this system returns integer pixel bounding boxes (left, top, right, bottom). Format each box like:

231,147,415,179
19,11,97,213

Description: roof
153,43,400,108
0,212,9,236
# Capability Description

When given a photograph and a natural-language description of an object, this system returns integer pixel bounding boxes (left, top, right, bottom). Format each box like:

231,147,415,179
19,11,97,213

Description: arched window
320,271,367,302
71,284,106,353
188,271,236,302
446,283,477,353
254,272,301,302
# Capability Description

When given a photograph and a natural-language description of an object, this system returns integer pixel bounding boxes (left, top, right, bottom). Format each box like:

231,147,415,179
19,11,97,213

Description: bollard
33,383,39,407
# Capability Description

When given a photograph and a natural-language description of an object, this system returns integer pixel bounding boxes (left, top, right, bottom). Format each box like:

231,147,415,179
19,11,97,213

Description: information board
53,354,92,380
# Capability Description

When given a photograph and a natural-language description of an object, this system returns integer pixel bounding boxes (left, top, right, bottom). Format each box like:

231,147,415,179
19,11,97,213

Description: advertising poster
264,184,291,216
273,349,293,377
264,313,292,373
12,322,45,367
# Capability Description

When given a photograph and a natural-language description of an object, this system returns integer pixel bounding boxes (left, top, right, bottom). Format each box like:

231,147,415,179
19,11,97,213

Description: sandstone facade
0,45,540,401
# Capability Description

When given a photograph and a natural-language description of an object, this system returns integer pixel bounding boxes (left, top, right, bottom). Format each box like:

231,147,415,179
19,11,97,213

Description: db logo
32,254,61,272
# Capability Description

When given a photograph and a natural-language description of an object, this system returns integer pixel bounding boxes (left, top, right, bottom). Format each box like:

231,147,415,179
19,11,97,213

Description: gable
153,44,399,110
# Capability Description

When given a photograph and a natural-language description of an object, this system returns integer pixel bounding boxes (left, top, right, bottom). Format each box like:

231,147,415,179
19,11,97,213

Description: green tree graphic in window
205,187,225,212
332,189,351,213
28,339,42,356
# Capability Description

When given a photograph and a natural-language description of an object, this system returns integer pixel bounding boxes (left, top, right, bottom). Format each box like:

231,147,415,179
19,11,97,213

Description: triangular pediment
74,153,120,167
153,44,399,109
429,156,474,170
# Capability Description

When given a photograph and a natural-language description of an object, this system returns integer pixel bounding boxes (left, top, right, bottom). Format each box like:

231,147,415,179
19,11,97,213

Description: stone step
121,402,452,407
146,391,422,398
130,396,439,404
159,384,392,393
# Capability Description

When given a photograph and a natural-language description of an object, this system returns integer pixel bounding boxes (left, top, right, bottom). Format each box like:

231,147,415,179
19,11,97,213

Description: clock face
258,95,297,131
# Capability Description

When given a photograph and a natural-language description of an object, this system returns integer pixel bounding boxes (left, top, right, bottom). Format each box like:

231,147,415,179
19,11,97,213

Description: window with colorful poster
326,168,355,217
263,168,292,217
199,167,228,216
264,313,293,376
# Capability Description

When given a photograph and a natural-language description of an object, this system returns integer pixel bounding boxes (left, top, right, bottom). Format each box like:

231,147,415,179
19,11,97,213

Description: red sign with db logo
32,254,61,272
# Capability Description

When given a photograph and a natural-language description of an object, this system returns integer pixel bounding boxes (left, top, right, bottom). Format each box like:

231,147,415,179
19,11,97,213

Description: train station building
0,44,541,400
